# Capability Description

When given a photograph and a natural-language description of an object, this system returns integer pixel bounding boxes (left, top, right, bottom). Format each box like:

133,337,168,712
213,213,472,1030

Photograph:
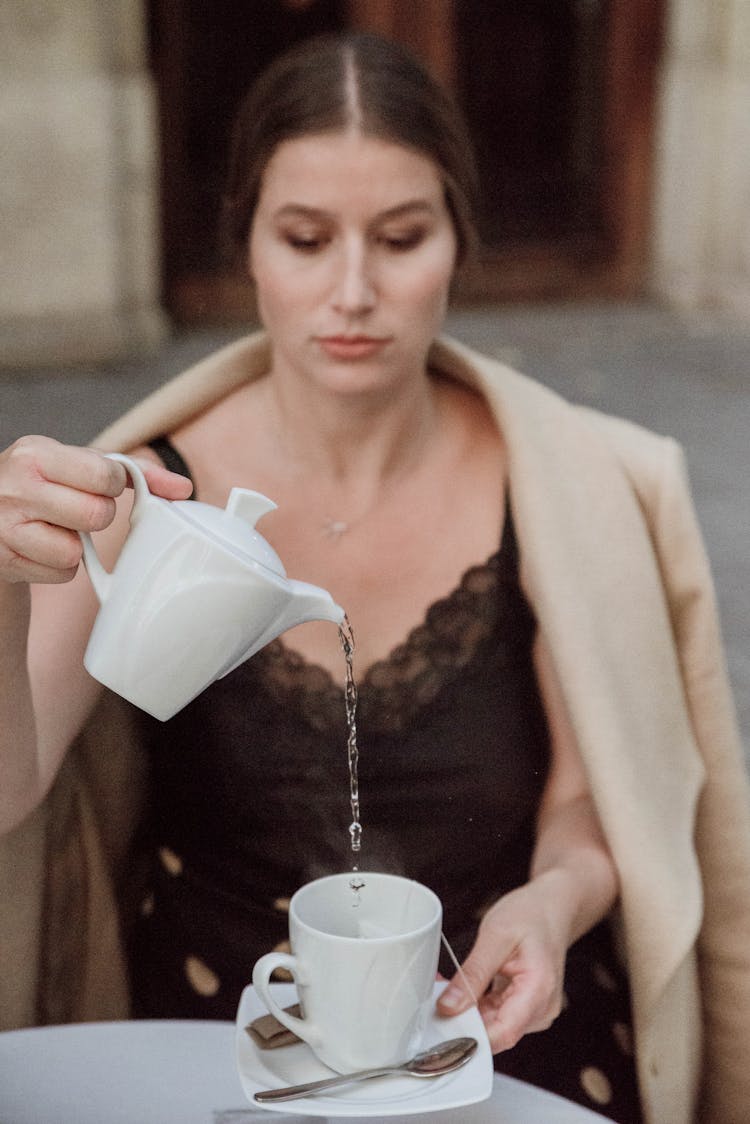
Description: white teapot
79,453,344,721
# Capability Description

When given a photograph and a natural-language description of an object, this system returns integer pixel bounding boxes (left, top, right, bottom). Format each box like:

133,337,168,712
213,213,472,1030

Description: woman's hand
0,435,192,585
436,874,570,1051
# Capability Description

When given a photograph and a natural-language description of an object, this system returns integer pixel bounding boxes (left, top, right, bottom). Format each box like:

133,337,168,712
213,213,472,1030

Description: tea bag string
403,886,477,1006
440,931,479,1008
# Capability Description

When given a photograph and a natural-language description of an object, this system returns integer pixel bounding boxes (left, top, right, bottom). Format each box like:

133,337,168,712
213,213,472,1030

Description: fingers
39,440,129,500
439,950,562,1053
436,887,566,1054
437,932,515,1017
0,437,195,585
2,436,125,524
0,442,103,583
4,519,84,584
477,961,563,1052
130,457,193,501
0,439,144,584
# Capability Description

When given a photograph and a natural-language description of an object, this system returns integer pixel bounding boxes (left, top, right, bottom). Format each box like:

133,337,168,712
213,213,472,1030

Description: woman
0,32,748,1124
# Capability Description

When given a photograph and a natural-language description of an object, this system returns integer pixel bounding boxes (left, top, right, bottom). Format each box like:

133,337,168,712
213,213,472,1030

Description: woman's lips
317,335,389,360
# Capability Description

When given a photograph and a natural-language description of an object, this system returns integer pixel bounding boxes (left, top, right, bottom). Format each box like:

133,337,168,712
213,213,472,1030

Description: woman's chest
172,382,508,679
265,490,506,678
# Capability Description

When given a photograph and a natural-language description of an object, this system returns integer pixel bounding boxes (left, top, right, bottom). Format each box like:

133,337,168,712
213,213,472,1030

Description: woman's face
248,131,458,397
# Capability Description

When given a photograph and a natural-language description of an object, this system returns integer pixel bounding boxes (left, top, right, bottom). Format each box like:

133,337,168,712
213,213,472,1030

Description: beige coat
1,334,749,1124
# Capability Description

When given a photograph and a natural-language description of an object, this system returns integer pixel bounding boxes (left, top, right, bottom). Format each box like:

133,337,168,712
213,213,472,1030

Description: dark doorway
456,2,608,248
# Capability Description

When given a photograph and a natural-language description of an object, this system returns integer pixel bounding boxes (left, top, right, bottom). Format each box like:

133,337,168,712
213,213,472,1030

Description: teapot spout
281,579,346,632
217,580,346,683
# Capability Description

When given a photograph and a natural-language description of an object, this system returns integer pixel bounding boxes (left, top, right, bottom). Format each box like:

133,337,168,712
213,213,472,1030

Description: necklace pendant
323,517,349,540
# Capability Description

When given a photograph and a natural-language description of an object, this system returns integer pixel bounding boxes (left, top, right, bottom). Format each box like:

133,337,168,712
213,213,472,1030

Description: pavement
1,300,748,750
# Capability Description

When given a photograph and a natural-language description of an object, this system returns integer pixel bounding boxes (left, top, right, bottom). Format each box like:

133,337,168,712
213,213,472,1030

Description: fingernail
439,986,463,1011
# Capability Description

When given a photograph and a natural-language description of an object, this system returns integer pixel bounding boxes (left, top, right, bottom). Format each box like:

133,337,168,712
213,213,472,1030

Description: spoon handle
254,1063,402,1102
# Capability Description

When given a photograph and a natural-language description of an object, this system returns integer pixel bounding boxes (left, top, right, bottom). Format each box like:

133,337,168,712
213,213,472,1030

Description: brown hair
222,31,479,268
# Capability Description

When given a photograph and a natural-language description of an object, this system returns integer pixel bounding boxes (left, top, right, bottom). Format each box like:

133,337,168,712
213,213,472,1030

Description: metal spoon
253,1036,478,1103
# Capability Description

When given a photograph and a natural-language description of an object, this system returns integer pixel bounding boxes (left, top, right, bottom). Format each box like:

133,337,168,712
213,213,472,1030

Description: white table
0,1020,609,1123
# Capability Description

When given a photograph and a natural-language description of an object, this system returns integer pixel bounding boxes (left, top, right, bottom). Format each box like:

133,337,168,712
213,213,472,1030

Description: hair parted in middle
222,31,479,271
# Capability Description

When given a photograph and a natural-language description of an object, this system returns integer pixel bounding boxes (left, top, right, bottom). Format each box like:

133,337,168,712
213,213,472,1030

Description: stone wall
651,0,750,316
0,0,166,366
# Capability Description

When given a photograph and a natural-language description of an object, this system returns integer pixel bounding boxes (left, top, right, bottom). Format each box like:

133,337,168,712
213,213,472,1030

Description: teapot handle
78,453,151,603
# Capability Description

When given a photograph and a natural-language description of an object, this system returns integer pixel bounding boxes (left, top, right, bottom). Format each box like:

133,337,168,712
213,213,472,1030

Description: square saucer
235,981,493,1117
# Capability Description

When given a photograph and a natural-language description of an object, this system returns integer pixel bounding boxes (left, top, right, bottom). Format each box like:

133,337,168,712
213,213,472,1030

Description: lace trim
256,541,528,735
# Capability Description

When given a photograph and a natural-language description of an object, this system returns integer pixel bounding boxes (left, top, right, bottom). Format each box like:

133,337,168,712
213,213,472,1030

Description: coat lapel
431,337,705,1020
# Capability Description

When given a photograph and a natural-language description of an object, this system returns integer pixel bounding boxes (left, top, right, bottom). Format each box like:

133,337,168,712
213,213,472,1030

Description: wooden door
147,0,664,322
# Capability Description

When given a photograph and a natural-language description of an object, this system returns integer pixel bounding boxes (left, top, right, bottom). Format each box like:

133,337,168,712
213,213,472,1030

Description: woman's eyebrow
273,204,331,221
376,200,438,221
272,199,438,223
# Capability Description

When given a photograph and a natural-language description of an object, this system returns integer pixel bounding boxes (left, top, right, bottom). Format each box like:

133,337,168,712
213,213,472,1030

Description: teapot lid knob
226,488,278,528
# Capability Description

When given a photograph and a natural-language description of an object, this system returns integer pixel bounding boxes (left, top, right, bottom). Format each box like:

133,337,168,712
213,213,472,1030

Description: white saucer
235,981,493,1117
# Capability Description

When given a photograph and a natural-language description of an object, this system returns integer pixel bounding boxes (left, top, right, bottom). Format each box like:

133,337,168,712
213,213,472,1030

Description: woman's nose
330,243,376,315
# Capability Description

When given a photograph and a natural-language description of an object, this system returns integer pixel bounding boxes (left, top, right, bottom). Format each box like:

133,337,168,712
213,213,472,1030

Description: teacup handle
252,952,322,1051
78,453,152,603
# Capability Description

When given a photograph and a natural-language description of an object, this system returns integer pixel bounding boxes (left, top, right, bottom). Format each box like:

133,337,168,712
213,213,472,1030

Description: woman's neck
260,364,443,498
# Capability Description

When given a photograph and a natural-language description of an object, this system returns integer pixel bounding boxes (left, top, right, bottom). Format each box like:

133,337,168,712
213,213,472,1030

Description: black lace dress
128,446,642,1122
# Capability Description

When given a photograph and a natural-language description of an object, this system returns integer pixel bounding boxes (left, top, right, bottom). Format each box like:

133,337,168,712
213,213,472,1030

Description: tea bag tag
246,1003,302,1049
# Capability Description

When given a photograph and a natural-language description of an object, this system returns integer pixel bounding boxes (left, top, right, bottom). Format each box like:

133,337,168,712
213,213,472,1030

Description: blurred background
2,0,750,357
1,1,748,745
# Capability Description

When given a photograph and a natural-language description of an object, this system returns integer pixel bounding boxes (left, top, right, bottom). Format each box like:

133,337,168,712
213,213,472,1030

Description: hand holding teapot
0,436,191,586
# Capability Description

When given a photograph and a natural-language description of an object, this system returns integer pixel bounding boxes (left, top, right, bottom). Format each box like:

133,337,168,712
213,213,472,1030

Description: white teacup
252,872,442,1074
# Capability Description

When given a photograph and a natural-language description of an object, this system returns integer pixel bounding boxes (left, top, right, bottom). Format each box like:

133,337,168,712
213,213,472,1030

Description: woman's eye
284,233,328,252
380,229,426,251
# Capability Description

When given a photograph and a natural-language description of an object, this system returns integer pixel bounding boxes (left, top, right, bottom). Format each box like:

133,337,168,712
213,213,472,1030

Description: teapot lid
170,489,285,574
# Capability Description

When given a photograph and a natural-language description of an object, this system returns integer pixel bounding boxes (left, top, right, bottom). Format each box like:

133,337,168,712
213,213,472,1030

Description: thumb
437,937,507,1017
126,456,194,501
